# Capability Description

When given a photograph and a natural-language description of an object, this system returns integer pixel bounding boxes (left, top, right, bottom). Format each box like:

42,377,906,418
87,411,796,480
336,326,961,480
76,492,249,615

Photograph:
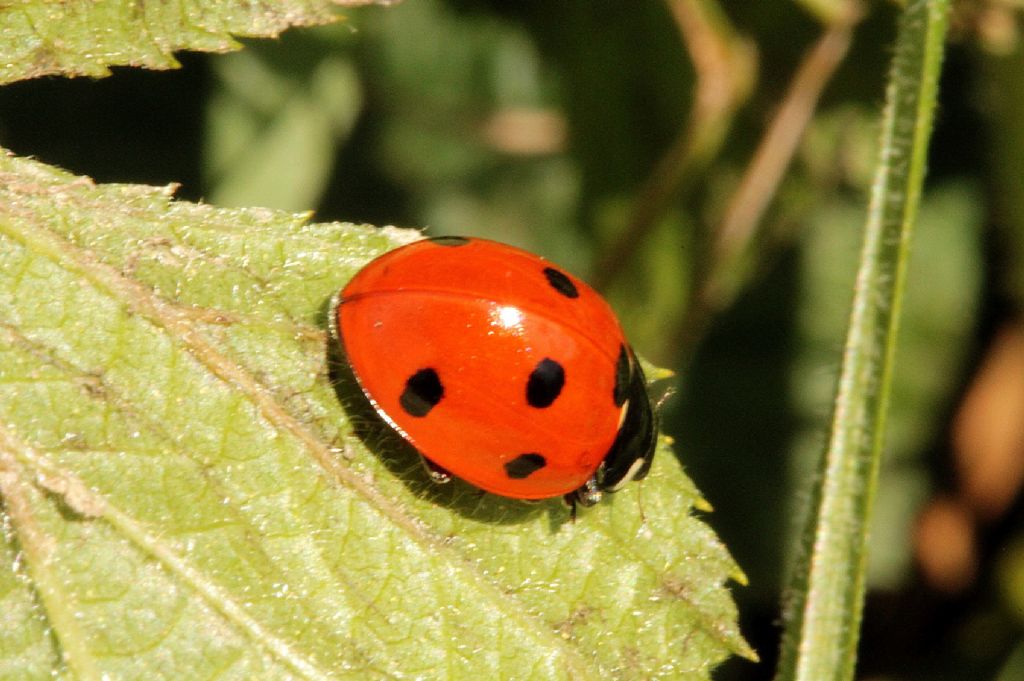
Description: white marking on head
606,457,647,492
616,399,630,429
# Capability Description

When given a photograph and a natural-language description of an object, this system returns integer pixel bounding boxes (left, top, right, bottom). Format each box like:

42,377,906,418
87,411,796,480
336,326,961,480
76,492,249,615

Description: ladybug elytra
333,236,656,507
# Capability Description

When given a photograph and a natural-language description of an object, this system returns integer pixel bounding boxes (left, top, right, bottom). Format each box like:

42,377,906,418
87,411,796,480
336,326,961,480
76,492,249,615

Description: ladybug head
570,348,658,508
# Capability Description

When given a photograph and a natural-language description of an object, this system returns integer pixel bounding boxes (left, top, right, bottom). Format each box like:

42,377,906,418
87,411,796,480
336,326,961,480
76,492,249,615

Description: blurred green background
2,1,1023,678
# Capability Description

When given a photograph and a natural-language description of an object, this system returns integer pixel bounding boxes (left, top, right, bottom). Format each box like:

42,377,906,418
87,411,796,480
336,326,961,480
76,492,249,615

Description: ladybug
333,236,656,507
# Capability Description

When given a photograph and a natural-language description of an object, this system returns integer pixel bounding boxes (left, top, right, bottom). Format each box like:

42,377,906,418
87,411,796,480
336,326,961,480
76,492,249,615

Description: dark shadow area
0,53,208,197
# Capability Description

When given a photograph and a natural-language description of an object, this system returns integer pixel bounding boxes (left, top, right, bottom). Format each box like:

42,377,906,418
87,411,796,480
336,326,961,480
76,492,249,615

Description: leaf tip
693,496,714,513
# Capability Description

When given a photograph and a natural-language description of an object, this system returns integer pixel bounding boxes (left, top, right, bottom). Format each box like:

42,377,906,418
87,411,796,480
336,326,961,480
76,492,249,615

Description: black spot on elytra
543,267,579,299
526,358,564,408
429,236,471,247
504,453,547,479
399,368,444,417
613,345,630,407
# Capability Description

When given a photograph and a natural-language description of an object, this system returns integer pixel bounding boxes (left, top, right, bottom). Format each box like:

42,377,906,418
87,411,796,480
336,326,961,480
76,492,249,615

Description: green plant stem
774,2,951,680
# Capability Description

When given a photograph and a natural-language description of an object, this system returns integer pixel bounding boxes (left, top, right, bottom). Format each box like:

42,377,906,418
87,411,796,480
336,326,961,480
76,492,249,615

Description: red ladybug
333,236,656,506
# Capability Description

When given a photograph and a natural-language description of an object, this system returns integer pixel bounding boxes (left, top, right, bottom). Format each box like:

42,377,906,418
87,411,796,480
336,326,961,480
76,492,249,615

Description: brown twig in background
670,2,863,357
712,3,862,270
590,0,755,292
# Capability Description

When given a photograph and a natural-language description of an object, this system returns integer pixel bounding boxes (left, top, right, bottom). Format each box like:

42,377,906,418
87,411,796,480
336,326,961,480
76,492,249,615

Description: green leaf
775,1,952,680
0,0,385,85
995,640,1024,681
0,151,753,679
205,44,363,210
981,31,1024,307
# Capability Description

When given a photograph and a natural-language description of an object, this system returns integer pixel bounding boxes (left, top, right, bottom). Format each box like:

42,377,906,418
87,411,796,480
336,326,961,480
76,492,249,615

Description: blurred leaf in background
205,30,363,210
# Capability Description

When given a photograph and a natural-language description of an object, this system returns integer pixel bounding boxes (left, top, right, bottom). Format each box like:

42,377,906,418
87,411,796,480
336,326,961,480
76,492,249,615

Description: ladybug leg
418,455,453,484
568,476,603,509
